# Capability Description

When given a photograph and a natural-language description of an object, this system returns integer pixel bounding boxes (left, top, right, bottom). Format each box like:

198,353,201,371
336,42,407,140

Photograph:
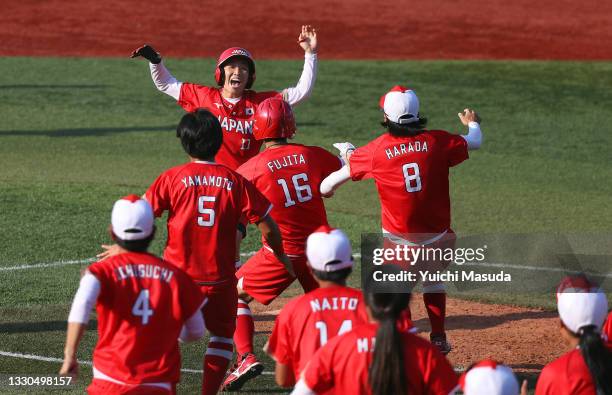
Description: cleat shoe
430,333,452,355
222,353,264,391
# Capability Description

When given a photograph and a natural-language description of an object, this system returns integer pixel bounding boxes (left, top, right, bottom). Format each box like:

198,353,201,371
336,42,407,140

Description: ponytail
578,325,612,394
366,291,410,395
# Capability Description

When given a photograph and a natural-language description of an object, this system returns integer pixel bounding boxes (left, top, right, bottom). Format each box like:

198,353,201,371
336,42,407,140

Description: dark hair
577,325,612,394
365,266,411,395
382,115,428,137
112,228,155,253
176,109,223,160
311,267,352,283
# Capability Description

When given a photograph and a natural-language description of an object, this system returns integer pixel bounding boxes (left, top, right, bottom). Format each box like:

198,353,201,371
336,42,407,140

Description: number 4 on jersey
132,289,154,325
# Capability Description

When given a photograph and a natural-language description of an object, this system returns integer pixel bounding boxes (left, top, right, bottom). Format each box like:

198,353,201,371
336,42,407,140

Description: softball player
535,275,611,395
132,25,318,170
264,226,369,389
59,195,206,395
222,98,343,390
321,86,484,354
291,265,458,395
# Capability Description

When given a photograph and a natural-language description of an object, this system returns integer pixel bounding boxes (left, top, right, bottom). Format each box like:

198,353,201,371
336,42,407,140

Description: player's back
146,161,271,283
350,131,468,237
88,251,203,384
238,144,341,255
303,322,458,395
267,286,368,378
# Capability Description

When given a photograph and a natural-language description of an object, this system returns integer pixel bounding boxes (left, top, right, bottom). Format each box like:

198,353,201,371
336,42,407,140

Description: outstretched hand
97,244,122,260
59,355,78,378
298,25,318,54
131,44,162,64
458,108,481,125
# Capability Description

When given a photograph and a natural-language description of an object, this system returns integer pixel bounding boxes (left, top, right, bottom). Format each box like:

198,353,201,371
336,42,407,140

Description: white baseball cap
111,194,154,241
460,360,519,395
306,226,353,272
556,275,608,334
379,85,420,124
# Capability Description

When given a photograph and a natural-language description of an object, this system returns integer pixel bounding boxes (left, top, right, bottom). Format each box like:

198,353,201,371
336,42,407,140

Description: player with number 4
221,98,343,391
60,195,206,394
321,85,483,355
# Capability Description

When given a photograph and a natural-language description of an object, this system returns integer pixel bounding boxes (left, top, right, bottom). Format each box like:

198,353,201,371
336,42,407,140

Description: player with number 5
144,109,289,395
321,85,483,355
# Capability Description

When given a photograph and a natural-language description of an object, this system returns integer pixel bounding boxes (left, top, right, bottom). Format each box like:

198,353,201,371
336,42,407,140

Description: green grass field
1,57,611,393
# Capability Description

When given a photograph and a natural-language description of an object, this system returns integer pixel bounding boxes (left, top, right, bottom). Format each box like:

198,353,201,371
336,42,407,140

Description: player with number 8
321,85,483,355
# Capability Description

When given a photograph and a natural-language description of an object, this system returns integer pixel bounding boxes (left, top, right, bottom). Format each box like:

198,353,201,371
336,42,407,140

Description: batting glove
131,44,162,64
333,142,356,164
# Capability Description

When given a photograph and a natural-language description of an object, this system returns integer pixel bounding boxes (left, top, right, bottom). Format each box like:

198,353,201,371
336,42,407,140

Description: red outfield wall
2,0,611,60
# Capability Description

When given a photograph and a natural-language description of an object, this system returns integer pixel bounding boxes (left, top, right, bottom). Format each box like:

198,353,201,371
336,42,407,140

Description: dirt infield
252,294,566,377
2,0,611,59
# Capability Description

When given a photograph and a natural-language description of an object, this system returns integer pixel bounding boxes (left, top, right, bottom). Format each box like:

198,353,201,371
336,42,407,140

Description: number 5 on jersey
197,195,216,226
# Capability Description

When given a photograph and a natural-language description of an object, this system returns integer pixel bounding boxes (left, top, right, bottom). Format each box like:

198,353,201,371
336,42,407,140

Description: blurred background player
60,195,206,395
321,85,484,354
98,110,290,395
264,226,369,388
460,360,526,395
131,25,318,170
291,265,458,395
535,275,611,395
222,98,342,390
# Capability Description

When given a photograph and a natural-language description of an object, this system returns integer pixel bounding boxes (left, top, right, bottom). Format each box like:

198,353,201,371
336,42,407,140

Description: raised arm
132,44,182,101
458,108,483,150
282,25,318,106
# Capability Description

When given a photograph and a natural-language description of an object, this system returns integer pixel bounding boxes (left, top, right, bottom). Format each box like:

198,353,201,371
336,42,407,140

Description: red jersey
349,131,468,237
303,322,458,395
146,161,272,283
88,252,205,384
266,286,369,379
603,311,612,349
178,84,281,169
237,144,341,255
535,349,596,395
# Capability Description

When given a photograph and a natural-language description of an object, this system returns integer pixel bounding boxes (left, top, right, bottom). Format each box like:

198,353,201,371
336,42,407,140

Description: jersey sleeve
266,307,293,365
315,147,343,178
423,348,459,395
302,336,339,393
240,177,273,224
87,261,111,305
534,364,556,395
253,90,282,102
178,83,211,113
603,312,612,349
443,132,469,167
349,141,376,181
145,172,172,218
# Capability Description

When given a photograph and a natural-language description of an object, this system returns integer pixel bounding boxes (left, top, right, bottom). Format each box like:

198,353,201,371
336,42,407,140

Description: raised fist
131,44,162,64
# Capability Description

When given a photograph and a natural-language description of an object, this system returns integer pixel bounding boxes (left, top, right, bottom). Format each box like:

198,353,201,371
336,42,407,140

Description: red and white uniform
349,131,468,239
235,144,342,304
266,286,369,379
87,252,205,386
300,322,458,395
145,160,271,336
603,311,612,349
178,86,280,169
535,349,597,395
146,160,271,284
